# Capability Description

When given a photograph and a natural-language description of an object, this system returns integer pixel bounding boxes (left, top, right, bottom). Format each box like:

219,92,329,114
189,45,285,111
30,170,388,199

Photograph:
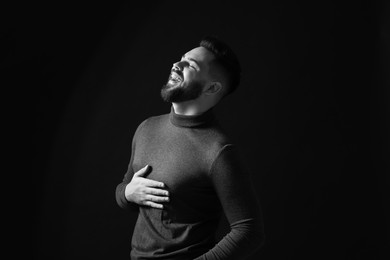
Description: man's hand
125,165,169,209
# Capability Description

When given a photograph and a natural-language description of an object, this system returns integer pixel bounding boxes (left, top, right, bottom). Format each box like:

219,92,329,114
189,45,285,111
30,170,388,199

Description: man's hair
199,35,241,96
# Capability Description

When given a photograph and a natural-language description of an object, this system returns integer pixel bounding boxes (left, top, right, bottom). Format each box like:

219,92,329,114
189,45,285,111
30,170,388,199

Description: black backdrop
4,0,389,259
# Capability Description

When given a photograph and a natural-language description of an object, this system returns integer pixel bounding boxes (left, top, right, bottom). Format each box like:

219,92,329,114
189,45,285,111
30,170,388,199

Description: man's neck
172,101,210,116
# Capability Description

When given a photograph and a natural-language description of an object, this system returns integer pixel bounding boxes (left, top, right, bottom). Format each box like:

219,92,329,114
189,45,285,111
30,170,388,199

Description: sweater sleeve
195,144,265,260
115,120,147,211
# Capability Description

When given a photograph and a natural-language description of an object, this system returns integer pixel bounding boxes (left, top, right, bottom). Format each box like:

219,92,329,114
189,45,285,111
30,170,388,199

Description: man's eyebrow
182,55,200,67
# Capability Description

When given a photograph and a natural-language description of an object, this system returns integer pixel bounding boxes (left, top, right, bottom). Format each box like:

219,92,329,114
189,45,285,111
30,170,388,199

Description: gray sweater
116,107,264,259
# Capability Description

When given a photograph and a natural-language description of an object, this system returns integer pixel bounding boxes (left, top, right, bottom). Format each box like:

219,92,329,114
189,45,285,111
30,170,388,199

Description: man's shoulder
207,120,233,143
197,123,235,156
137,112,169,130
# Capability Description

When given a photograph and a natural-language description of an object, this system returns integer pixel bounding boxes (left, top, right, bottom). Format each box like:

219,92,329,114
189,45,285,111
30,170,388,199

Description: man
116,36,265,259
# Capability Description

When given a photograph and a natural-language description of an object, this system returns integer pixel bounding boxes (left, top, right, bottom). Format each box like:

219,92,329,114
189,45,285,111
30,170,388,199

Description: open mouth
169,72,183,83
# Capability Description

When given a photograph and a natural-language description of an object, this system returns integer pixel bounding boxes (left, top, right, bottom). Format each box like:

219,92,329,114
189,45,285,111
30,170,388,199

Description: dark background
4,0,389,259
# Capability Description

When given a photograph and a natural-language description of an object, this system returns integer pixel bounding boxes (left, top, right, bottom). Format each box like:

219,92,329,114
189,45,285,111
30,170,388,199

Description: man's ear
204,82,223,95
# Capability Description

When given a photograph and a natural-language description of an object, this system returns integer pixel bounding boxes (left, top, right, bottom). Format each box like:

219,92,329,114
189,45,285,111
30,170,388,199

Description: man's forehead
184,47,215,63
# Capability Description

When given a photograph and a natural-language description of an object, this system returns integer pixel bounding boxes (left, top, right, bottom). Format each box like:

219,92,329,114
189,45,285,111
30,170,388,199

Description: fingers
142,189,169,209
146,187,169,197
145,194,169,203
139,193,169,209
142,192,169,209
132,165,169,210
134,165,151,177
143,178,166,188
133,165,165,188
144,201,164,209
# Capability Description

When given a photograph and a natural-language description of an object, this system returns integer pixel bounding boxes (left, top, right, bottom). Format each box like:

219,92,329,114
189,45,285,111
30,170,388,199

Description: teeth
170,73,182,82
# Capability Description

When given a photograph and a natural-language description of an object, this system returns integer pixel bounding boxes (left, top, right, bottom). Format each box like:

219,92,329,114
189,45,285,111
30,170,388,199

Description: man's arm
115,120,169,210
195,144,265,260
115,132,139,211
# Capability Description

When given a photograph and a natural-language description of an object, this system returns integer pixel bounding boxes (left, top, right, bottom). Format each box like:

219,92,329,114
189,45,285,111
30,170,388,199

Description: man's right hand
125,165,169,209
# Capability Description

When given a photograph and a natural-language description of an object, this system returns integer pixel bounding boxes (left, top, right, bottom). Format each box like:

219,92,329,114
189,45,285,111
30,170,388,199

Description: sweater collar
169,106,215,128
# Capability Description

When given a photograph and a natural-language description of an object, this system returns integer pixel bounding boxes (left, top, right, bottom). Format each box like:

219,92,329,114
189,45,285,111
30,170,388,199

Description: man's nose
172,61,184,71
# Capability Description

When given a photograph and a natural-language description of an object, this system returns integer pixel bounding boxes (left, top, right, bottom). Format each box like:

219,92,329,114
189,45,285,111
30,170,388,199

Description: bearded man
116,35,265,260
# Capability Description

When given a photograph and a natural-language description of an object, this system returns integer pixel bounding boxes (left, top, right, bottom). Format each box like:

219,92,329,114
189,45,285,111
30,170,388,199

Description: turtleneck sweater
116,107,264,260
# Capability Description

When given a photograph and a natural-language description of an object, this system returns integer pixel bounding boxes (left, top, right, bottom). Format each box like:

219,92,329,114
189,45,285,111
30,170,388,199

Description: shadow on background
3,0,389,259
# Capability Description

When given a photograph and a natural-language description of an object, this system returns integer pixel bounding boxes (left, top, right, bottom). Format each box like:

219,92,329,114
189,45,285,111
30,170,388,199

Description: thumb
134,165,150,177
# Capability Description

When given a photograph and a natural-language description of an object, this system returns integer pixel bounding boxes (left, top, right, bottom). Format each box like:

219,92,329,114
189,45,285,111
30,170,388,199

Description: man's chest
132,134,213,193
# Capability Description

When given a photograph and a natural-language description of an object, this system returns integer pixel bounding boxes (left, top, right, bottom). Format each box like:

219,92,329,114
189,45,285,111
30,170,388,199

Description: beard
161,78,204,103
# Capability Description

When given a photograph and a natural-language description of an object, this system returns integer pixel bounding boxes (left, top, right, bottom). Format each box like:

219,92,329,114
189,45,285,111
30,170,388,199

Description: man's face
161,47,215,103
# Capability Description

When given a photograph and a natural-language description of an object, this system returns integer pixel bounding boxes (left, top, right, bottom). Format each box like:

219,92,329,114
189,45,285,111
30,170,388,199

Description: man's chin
161,85,178,102
161,80,203,103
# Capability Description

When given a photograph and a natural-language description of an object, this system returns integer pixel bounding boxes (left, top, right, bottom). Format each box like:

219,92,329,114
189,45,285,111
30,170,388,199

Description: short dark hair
200,35,241,96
